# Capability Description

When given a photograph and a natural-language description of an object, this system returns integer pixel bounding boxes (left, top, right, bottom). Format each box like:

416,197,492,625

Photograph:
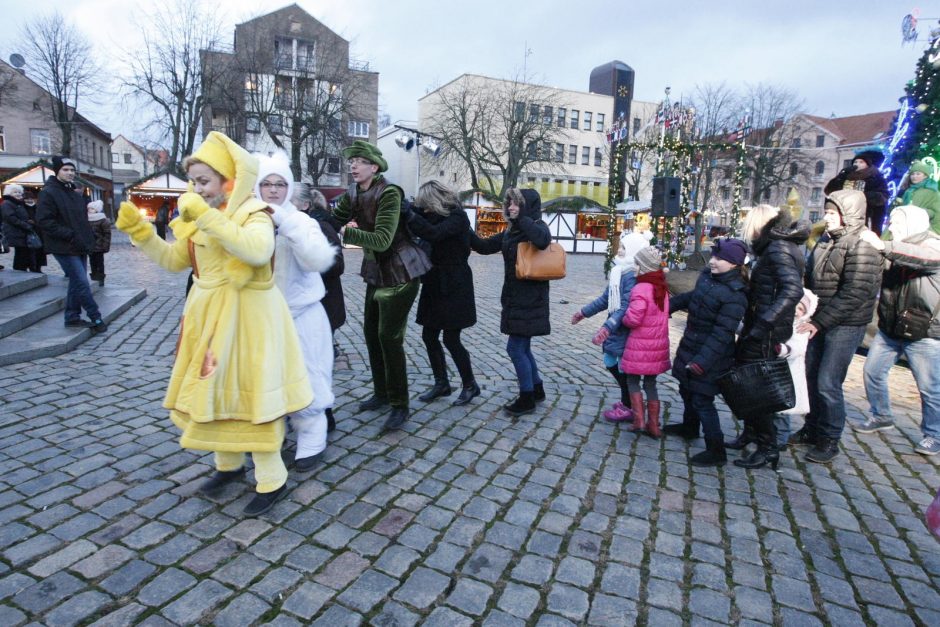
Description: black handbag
717,358,795,416
26,230,43,250
893,306,937,341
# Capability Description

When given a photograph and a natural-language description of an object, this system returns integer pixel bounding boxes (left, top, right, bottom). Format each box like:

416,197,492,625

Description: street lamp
393,124,443,193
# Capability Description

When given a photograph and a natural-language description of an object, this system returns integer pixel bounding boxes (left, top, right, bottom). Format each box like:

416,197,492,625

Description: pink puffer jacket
619,282,671,375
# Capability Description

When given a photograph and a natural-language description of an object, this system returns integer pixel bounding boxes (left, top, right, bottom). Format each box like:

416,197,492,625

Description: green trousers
364,280,419,408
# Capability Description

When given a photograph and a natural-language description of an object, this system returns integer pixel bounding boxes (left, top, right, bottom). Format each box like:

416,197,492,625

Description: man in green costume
333,141,432,430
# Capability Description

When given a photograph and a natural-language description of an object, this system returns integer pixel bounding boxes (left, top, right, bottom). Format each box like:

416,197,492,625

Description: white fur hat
889,204,930,241
620,230,653,266
253,151,294,204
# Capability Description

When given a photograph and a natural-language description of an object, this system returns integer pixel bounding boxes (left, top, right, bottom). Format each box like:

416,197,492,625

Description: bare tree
687,82,740,218
424,75,570,197
121,0,226,170
20,11,101,156
0,64,19,107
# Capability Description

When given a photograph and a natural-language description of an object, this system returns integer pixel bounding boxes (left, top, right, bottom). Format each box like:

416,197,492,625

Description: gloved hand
269,201,298,228
400,200,415,223
687,362,705,376
571,311,585,325
178,192,211,223
116,201,153,242
592,326,610,346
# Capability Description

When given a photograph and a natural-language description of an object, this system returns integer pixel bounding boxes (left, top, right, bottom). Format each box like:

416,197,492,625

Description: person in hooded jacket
255,153,338,471
36,156,107,332
86,200,111,286
293,184,346,337
403,180,481,406
470,188,552,416
792,189,883,463
825,148,890,235
1,183,42,272
856,205,940,456
727,205,810,470
896,160,940,234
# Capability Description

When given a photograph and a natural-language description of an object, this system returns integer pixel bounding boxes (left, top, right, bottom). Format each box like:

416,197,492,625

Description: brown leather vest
348,178,431,287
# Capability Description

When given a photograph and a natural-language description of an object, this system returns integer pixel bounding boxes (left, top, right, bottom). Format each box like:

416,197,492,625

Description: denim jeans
804,324,868,440
53,254,101,322
679,384,721,439
774,414,790,447
506,335,542,393
863,330,940,439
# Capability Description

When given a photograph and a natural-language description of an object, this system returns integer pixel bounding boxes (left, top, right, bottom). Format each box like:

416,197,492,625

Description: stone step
0,275,101,340
0,270,48,302
0,286,147,366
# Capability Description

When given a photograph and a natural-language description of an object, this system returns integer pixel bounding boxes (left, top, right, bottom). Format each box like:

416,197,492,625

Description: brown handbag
515,241,567,280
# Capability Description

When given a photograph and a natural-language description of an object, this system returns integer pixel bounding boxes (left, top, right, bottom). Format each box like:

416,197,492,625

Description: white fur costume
255,153,339,459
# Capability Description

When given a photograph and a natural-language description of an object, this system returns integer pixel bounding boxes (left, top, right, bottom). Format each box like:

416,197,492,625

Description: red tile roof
803,111,896,147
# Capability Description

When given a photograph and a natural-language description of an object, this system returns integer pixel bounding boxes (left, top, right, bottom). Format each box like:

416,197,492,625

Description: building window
274,37,293,70
513,101,525,121
633,117,641,136
555,143,564,163
594,147,602,167
122,153,132,164
268,114,284,134
742,188,750,200
569,145,577,164
789,163,799,177
720,186,730,200
557,107,566,128
843,159,853,169
810,211,819,222
596,113,605,132
529,103,540,123
327,156,340,174
92,141,97,166
543,105,553,125
791,137,801,148
583,111,592,131
724,166,733,179
348,120,370,138
581,146,590,165
816,134,825,148
297,41,315,71
111,152,119,163
570,109,579,129
246,116,261,133
811,187,822,201
0,126,5,152
763,189,771,200
815,160,825,176
527,141,537,159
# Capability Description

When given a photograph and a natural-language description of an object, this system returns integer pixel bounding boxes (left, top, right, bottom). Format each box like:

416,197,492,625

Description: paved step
0,275,102,340
0,270,47,301
0,285,147,366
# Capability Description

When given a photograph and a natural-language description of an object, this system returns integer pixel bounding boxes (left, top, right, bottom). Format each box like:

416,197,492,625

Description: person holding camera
824,148,889,235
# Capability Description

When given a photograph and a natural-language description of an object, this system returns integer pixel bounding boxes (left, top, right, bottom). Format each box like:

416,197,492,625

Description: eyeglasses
348,158,373,167
260,181,288,189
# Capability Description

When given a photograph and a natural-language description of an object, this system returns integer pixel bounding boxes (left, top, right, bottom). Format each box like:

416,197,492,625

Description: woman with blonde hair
402,180,480,405
115,132,313,516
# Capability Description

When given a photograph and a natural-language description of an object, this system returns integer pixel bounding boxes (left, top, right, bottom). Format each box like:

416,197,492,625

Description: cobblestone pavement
1,233,938,626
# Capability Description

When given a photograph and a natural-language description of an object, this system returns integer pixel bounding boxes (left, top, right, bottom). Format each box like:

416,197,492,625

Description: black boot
419,379,452,402
199,467,245,496
690,437,727,467
735,416,780,470
789,424,816,447
325,407,335,433
725,421,757,450
452,381,481,406
505,392,536,416
359,395,389,411
805,436,840,464
383,407,409,431
243,483,288,516
533,382,546,403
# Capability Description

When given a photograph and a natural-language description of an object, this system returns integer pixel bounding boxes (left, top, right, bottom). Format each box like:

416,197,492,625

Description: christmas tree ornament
917,103,929,113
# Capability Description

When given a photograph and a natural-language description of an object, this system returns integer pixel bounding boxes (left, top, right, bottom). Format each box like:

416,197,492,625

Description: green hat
342,140,387,172
910,160,934,177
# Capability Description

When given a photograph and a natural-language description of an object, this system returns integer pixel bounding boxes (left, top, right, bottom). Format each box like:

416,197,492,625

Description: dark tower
590,61,635,202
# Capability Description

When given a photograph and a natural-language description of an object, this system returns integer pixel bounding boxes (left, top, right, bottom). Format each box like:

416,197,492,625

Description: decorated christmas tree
882,29,940,199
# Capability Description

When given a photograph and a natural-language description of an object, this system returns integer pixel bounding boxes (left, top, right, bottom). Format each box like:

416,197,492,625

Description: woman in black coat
404,181,480,406
729,206,809,470
470,188,552,416
1,184,42,272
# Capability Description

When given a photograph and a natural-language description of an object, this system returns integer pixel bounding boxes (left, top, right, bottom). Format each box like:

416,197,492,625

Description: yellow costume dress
124,133,312,458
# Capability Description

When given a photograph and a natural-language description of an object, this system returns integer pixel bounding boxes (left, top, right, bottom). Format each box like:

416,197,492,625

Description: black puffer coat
671,268,748,395
36,176,95,256
409,208,477,330
315,218,346,332
825,163,889,229
806,190,883,330
737,209,809,359
470,189,552,337
1,195,32,247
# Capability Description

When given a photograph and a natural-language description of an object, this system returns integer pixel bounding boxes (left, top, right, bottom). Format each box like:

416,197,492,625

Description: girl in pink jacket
620,246,672,438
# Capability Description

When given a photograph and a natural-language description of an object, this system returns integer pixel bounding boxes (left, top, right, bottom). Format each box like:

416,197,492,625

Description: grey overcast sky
0,0,932,141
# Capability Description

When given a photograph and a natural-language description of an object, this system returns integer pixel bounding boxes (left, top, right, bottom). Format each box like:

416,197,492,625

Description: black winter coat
315,217,346,332
36,176,95,256
409,208,477,330
1,196,33,247
671,268,748,396
89,218,111,253
737,209,809,360
825,165,889,224
806,190,883,330
470,189,552,337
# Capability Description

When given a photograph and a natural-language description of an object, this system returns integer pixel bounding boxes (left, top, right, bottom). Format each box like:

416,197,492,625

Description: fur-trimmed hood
752,208,811,255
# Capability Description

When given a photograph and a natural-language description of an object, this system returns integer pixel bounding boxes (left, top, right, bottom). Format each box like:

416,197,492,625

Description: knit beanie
342,140,388,172
254,152,295,204
711,237,748,266
52,155,76,174
888,205,931,241
619,230,653,266
910,160,934,177
634,246,662,275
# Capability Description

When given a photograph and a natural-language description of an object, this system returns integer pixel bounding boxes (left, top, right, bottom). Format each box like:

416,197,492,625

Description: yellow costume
118,132,312,472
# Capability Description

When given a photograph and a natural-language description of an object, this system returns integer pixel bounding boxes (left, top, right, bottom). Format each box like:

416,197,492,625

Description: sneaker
90,318,108,334
851,417,895,434
915,437,940,456
65,319,93,328
789,426,816,447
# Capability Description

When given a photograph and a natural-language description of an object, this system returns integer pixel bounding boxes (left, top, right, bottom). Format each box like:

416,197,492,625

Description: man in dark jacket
793,189,882,462
36,156,107,333
824,148,890,235
856,205,940,455
155,200,170,240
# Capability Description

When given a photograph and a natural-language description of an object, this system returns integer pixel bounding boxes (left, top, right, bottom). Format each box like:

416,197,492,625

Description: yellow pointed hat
187,131,259,217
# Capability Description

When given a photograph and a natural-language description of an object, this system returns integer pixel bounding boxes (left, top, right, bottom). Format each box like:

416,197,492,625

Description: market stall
125,171,188,221
542,197,628,254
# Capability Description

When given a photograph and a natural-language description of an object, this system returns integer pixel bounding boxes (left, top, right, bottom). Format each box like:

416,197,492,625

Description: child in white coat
775,289,818,447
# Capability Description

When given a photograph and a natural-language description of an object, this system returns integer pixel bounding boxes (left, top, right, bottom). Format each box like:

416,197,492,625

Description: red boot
629,392,645,432
646,400,662,439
